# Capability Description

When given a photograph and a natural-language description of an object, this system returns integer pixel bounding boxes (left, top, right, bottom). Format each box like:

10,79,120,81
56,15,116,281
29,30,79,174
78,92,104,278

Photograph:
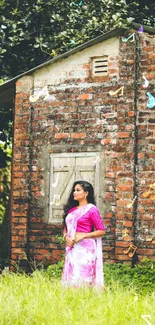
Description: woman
61,180,105,289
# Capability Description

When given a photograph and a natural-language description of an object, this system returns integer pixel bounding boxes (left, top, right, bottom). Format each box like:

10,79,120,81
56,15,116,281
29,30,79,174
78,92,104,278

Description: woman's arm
63,227,67,239
74,230,105,243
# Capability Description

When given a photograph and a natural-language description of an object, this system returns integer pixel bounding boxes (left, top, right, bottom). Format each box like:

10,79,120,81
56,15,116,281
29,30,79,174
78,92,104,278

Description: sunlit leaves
0,0,154,80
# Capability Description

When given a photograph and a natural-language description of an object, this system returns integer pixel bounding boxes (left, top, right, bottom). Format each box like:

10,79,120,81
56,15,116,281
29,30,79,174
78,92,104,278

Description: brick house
0,23,155,269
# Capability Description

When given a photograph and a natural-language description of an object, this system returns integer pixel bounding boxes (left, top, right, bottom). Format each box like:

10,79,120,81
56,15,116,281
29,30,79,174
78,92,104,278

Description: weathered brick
117,132,130,138
71,132,86,139
116,185,132,192
77,93,92,100
124,221,133,227
55,133,70,139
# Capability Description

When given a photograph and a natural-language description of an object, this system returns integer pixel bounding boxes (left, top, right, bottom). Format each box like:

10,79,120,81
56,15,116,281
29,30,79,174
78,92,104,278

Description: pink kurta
62,204,105,289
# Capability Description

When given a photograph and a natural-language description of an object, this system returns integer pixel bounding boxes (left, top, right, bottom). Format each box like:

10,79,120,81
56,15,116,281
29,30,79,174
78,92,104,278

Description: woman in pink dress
62,180,105,289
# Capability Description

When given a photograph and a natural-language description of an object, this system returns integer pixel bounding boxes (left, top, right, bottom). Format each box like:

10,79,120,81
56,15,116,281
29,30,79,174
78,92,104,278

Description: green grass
0,271,154,325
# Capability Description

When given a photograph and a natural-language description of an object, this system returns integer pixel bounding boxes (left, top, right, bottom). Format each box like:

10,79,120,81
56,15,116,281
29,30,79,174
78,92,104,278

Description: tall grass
0,271,154,325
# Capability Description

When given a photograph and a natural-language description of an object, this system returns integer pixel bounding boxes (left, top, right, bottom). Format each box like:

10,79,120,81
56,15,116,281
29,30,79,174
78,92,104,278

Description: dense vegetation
0,260,155,324
0,0,155,80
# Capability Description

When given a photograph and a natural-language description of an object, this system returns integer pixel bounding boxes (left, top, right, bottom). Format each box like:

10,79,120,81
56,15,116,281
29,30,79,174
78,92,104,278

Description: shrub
46,259,64,278
46,258,155,294
104,258,155,294
0,204,5,224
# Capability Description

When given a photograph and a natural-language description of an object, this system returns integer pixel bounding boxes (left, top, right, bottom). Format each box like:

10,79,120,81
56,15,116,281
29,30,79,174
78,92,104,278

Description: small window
49,152,100,223
92,56,108,76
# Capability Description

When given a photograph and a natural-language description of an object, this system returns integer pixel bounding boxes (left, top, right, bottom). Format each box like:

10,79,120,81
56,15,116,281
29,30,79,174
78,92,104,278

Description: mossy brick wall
10,30,155,268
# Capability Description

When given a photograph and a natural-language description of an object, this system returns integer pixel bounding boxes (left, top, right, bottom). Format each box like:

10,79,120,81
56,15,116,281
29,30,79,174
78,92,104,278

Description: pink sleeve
90,206,105,230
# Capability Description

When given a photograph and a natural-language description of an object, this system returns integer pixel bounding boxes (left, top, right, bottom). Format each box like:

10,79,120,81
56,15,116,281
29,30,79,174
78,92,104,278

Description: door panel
49,152,100,222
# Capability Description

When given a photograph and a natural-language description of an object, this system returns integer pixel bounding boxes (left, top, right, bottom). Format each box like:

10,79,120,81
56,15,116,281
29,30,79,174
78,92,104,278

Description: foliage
0,205,5,223
0,144,11,224
0,255,9,270
46,259,64,278
0,111,13,169
46,259,155,294
0,0,155,80
104,259,155,294
0,272,154,325
126,0,155,27
0,144,11,267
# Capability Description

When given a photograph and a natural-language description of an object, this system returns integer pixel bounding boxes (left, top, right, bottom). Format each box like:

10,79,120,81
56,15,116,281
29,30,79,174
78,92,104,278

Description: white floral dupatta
62,204,104,289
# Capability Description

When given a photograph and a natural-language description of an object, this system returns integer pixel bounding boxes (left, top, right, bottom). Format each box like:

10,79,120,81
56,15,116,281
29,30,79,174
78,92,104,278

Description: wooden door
49,152,100,222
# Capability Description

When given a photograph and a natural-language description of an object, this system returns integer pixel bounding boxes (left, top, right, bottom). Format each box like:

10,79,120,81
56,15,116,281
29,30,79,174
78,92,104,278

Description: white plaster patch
32,37,119,87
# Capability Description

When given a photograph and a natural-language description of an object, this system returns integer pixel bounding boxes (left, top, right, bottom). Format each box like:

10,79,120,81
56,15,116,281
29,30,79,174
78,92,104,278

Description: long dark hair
63,180,96,225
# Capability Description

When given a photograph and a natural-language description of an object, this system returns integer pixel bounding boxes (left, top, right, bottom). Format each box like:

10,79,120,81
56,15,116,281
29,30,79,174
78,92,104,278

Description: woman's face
73,184,88,202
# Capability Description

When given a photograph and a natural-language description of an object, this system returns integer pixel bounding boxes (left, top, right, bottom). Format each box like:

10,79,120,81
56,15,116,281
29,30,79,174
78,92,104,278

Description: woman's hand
74,232,86,243
65,235,74,247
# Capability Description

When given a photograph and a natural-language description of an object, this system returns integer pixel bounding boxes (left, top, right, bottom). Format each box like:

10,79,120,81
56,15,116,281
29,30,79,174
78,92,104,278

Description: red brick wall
10,30,155,269
135,32,155,261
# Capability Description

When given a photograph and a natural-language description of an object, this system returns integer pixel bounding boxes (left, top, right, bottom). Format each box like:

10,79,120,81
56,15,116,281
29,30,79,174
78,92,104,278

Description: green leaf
33,44,40,48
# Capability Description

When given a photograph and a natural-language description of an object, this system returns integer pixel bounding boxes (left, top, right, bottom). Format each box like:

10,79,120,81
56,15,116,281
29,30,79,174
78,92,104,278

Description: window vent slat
92,56,108,76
